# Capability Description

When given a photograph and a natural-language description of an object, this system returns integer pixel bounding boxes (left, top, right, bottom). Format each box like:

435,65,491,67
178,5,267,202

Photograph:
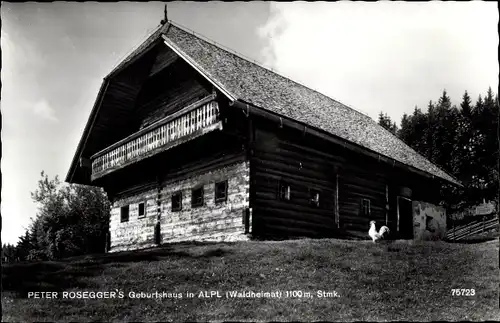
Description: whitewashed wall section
412,201,447,240
108,161,250,252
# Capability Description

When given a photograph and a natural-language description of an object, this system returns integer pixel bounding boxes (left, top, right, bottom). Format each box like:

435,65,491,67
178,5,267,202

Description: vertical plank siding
148,46,178,77
83,48,158,159
135,59,210,129
76,51,211,186
139,79,208,129
85,80,143,155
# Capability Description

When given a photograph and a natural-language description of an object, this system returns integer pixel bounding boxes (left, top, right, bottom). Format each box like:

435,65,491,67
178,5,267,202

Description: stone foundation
109,188,158,252
160,161,250,243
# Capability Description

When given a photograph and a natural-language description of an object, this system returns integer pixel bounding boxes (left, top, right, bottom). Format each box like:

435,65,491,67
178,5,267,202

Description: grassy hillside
2,238,499,322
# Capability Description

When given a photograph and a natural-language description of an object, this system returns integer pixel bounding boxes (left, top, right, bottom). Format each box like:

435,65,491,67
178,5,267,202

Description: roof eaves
233,98,462,187
372,118,462,186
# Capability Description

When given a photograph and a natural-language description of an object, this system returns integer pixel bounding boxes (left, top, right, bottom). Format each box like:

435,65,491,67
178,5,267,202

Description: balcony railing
91,95,221,179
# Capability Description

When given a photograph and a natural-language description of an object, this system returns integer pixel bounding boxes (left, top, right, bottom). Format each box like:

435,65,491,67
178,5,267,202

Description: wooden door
397,196,414,239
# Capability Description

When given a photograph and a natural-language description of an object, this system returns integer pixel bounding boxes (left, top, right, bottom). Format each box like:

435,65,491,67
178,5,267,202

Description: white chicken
368,220,390,242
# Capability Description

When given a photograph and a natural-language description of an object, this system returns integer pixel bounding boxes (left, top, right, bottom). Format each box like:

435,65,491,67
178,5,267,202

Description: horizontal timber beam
229,99,460,187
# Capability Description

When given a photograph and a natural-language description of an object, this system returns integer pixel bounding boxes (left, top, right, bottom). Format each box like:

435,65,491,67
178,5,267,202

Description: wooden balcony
91,95,222,180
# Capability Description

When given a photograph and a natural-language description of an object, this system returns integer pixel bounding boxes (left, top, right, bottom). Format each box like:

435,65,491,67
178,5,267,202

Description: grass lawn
2,238,499,322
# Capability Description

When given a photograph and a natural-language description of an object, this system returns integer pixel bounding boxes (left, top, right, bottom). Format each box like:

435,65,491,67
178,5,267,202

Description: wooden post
243,208,250,234
248,208,252,234
154,222,161,245
335,172,339,229
105,231,110,253
396,197,400,234
453,217,455,241
385,184,389,226
156,176,162,246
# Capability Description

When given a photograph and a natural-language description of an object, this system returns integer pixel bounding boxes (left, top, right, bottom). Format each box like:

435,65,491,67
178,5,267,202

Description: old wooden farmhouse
66,20,461,252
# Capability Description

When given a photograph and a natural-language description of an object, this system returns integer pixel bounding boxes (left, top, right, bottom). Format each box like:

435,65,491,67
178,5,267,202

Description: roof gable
66,28,171,184
67,21,460,186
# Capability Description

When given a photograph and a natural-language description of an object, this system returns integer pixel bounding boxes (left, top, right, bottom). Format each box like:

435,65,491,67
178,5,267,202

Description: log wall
337,167,388,238
247,114,440,240
250,121,339,238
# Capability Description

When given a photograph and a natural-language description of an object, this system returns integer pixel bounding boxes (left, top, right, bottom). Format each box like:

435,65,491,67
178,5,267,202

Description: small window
215,180,228,203
279,180,291,201
171,191,182,212
138,202,146,218
120,205,129,223
310,189,320,207
361,199,371,216
191,186,204,208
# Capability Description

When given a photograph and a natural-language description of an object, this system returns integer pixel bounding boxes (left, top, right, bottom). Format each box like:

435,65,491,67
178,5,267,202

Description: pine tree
378,111,385,125
397,106,429,158
398,88,498,212
460,91,473,120
471,95,487,196
377,111,398,135
399,113,410,137
16,230,35,261
412,107,428,156
481,87,499,205
426,100,436,163
449,104,461,176
496,93,500,214
433,90,457,174
456,91,475,185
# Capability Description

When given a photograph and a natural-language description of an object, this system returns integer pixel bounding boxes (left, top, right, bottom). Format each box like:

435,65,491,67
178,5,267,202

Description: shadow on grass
2,242,231,298
2,261,99,297
250,227,368,242
68,241,231,264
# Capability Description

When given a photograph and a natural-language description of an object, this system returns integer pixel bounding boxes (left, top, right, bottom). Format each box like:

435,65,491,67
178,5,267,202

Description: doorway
397,196,414,239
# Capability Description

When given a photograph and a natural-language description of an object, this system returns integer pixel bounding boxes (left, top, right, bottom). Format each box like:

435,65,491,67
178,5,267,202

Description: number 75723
451,289,475,296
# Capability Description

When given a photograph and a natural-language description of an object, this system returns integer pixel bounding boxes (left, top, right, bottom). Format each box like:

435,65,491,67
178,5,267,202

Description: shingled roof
158,23,460,186
68,21,460,186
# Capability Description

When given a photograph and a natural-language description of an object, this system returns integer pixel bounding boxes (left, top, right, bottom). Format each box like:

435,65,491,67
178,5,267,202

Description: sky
1,2,498,244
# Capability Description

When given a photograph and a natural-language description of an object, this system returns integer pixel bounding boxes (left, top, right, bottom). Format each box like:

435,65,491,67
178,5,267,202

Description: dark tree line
379,88,499,213
2,172,110,262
